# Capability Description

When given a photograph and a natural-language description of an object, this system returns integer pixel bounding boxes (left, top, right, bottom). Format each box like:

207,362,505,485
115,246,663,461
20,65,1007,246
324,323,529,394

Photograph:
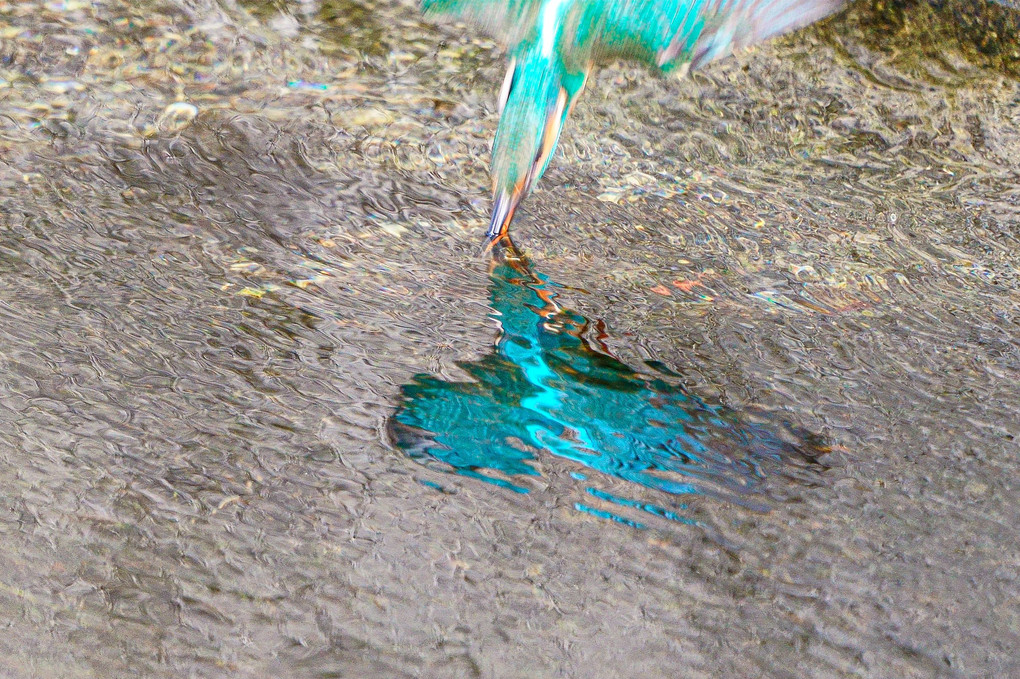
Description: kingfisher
422,0,846,242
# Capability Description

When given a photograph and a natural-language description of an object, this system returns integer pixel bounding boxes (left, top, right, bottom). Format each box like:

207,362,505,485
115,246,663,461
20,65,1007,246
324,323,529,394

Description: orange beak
486,183,525,242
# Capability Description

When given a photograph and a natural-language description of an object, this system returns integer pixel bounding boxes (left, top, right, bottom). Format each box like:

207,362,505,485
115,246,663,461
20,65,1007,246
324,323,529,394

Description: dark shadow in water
389,245,829,529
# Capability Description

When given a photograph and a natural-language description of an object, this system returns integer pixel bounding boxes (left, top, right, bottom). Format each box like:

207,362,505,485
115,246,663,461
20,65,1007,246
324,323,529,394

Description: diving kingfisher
422,0,846,242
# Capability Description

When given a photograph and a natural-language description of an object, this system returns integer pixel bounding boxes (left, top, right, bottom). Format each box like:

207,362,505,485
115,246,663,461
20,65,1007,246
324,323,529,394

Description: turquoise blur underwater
389,256,829,529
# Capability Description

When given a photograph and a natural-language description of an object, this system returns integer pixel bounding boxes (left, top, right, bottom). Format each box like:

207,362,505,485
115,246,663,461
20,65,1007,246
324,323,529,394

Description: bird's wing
586,0,845,73
420,0,540,47
683,0,846,69
421,0,844,69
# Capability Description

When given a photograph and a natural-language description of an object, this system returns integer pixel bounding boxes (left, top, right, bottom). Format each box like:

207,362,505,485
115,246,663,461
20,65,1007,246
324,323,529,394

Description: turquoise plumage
422,0,846,241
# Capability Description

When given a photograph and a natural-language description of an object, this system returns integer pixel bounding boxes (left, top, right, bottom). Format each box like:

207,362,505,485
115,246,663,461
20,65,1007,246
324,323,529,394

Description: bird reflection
389,243,827,528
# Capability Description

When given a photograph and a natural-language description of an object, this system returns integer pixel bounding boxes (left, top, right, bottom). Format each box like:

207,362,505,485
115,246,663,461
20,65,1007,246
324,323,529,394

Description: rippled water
391,253,829,529
1,0,1019,676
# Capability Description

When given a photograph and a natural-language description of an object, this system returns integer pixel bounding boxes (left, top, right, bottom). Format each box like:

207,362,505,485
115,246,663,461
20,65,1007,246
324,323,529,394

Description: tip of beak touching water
486,186,524,242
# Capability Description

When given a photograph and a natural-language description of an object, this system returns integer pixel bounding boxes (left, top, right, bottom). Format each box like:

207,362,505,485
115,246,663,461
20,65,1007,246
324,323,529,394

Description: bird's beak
485,87,570,243
486,183,524,242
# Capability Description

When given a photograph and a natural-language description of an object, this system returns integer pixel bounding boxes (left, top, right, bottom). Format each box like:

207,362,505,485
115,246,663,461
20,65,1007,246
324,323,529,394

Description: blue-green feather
421,0,847,238
424,0,844,72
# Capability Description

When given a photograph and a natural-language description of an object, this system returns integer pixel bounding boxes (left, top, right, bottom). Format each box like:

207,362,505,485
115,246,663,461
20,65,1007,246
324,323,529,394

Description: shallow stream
0,0,1018,676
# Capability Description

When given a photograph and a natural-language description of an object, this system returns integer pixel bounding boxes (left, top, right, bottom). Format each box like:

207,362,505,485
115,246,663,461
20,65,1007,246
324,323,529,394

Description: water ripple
390,255,828,532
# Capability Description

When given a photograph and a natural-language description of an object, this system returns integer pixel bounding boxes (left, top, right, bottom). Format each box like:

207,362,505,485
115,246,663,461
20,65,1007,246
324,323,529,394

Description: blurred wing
683,0,846,69
586,0,845,73
421,0,540,47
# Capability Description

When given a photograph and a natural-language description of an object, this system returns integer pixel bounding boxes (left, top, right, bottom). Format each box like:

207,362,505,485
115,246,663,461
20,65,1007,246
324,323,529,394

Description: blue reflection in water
390,257,826,528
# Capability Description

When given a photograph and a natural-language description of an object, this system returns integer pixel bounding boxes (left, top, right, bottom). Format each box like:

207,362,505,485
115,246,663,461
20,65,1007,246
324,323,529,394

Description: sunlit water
1,0,1019,677
391,256,828,529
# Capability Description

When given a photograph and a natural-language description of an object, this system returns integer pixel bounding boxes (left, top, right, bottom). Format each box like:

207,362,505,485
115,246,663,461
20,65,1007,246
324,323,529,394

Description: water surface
391,254,828,529
0,0,1018,677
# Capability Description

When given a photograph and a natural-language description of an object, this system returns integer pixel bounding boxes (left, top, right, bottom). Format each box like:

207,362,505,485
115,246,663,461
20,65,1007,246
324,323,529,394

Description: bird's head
487,42,588,241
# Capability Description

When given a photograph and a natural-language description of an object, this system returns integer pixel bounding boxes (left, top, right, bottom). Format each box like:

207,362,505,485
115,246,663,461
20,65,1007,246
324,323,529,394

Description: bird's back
424,0,846,73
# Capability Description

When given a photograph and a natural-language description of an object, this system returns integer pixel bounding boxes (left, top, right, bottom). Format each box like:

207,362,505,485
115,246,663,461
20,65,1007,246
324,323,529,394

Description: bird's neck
537,0,573,58
525,0,595,71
